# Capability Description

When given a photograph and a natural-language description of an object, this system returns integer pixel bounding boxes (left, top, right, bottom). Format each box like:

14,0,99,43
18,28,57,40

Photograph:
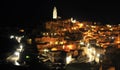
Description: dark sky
1,0,120,27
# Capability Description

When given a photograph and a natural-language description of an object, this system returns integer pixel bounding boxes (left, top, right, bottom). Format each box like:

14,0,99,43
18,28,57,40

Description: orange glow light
78,24,83,28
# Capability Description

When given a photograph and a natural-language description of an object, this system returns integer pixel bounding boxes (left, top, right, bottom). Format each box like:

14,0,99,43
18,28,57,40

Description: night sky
1,0,120,27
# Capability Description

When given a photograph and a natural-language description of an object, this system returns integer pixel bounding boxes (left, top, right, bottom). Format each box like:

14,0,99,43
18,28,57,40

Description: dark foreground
0,63,50,70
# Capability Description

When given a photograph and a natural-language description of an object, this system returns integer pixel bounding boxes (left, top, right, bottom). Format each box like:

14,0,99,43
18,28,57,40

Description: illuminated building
53,6,57,19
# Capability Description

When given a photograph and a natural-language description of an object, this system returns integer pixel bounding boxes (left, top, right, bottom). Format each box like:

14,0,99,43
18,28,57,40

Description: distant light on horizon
10,35,14,39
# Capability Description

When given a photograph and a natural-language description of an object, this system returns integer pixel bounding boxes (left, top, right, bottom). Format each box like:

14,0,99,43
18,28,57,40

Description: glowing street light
10,35,14,39
66,55,72,64
97,54,100,57
14,51,20,57
14,60,20,66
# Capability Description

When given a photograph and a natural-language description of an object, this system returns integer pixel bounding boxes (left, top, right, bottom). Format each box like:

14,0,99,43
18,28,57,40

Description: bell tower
53,6,57,19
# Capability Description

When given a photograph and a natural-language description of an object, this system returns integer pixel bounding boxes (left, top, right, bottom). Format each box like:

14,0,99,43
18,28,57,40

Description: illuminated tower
53,6,57,19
